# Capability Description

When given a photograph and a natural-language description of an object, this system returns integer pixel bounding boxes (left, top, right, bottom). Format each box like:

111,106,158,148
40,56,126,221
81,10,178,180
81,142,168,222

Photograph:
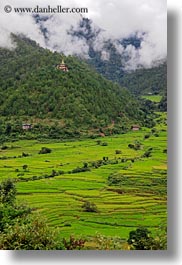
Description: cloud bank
0,0,167,70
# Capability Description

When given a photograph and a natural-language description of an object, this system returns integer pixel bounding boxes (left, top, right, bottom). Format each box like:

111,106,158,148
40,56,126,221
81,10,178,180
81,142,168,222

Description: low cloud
0,0,167,70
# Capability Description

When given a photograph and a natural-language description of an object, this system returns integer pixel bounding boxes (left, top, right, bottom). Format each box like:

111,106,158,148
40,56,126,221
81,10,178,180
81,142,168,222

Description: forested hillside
34,16,167,97
0,34,147,140
120,63,167,96
67,17,167,96
86,41,167,96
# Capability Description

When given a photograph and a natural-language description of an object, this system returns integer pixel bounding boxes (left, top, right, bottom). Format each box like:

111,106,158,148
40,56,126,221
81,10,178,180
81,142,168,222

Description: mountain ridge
33,16,167,96
0,34,147,140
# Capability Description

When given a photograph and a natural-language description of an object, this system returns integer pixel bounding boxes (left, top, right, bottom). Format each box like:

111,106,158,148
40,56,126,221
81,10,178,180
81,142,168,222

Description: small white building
131,125,140,131
22,124,32,130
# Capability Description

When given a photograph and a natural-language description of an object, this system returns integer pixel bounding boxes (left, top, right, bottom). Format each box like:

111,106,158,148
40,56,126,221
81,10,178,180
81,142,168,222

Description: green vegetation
87,42,166,96
0,34,147,143
82,201,99,213
120,63,167,96
158,92,167,112
38,147,52,154
0,179,58,249
0,34,166,144
127,226,167,250
141,95,162,103
0,179,86,250
69,17,166,97
0,33,167,250
0,113,167,249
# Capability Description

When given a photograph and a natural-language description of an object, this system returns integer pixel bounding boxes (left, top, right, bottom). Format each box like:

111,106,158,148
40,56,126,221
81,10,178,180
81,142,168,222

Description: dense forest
0,34,156,141
0,33,167,143
0,35,142,122
119,63,167,96
67,17,167,96
87,44,166,96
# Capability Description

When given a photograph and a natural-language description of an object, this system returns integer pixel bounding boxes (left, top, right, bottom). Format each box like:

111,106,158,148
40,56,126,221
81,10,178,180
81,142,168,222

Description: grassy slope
141,95,162,103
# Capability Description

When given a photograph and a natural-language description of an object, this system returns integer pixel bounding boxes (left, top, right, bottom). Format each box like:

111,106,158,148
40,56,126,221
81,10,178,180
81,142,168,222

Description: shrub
96,140,101,145
151,128,157,134
128,144,134,149
1,145,8,150
101,142,108,146
115,150,122,154
22,165,28,171
108,173,123,186
64,223,71,227
142,150,152,158
89,134,98,139
82,201,98,213
127,227,153,250
22,152,30,157
108,173,135,186
83,162,88,168
0,179,64,250
71,166,90,174
144,134,150,139
38,147,52,154
32,175,38,180
0,215,64,250
88,233,124,250
127,226,167,250
0,179,16,205
58,170,64,175
134,143,141,150
0,179,30,232
50,170,58,177
63,236,85,250
17,173,24,177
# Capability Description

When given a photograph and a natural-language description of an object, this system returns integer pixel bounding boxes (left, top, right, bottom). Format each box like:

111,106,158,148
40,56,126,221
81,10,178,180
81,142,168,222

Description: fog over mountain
0,0,166,70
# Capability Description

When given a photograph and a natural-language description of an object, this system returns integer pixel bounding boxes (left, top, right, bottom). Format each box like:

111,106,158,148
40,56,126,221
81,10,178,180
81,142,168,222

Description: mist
0,0,167,70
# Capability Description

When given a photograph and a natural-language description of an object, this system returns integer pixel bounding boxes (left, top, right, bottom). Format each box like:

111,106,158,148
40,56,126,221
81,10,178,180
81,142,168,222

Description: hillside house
131,125,140,131
22,124,32,130
57,59,69,72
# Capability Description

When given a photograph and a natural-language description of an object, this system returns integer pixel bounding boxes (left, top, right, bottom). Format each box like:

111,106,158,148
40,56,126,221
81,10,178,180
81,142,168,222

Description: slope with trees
0,34,148,140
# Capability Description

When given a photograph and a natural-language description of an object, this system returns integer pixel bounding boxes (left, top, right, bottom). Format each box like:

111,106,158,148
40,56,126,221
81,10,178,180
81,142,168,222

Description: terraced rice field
0,115,167,241
141,95,162,102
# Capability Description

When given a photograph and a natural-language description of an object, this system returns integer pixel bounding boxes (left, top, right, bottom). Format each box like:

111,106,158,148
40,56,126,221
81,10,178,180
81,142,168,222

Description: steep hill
119,63,167,96
0,35,145,139
34,16,167,97
69,17,167,96
86,39,166,96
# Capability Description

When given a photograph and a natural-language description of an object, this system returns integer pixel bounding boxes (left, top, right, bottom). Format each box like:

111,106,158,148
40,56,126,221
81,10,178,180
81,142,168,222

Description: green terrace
0,116,167,240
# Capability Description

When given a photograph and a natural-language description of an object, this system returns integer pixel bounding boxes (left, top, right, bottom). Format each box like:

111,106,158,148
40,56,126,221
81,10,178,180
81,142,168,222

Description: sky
0,0,167,70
